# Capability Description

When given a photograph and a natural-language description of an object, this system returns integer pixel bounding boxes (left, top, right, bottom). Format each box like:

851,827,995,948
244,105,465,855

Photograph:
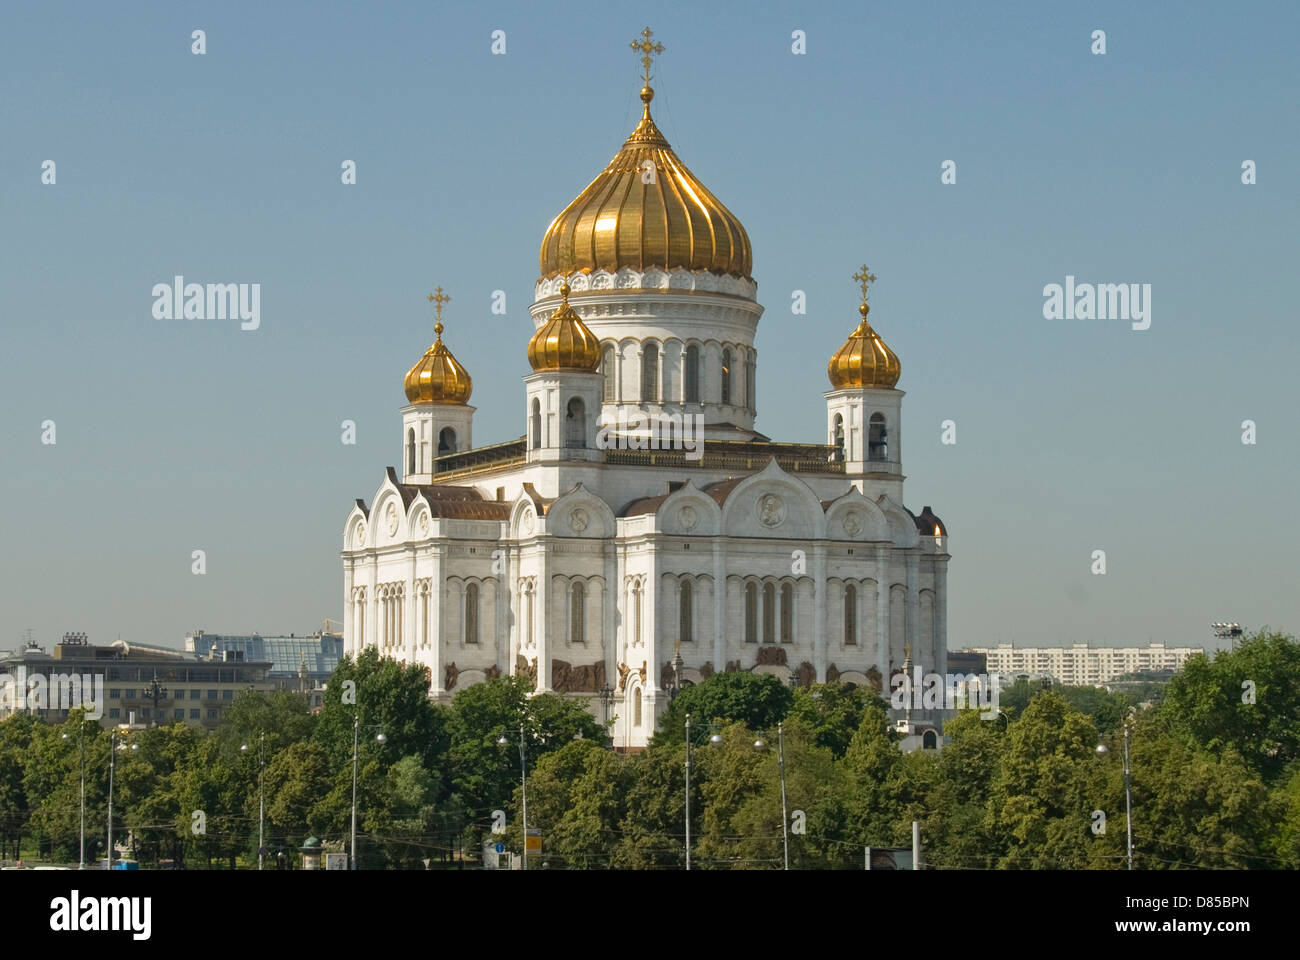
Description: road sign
525,830,542,854
494,842,504,854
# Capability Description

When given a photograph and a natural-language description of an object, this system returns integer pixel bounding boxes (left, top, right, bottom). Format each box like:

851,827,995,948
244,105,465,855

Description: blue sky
2,1,1296,653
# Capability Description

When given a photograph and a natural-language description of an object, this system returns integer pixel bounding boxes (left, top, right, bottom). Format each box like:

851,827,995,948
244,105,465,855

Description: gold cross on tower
630,27,664,86
427,286,450,338
852,265,877,305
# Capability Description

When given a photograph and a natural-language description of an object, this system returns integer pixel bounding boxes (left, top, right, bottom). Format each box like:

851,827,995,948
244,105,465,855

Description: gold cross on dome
427,287,450,336
630,27,664,85
852,265,877,304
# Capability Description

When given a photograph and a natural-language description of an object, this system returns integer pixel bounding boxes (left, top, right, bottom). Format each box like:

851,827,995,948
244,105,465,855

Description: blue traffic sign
495,842,504,854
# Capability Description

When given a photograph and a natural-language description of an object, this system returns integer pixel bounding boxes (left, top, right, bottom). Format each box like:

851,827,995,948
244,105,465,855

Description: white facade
341,124,951,749
969,643,1204,686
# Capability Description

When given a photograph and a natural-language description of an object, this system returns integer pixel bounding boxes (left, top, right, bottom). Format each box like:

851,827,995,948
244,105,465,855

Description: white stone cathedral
342,34,950,748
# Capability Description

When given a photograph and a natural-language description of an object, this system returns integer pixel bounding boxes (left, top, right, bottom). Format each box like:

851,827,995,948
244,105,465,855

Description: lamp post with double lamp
105,731,138,869
240,732,266,870
497,726,532,869
753,722,789,871
60,715,93,869
349,716,387,870
1095,710,1135,870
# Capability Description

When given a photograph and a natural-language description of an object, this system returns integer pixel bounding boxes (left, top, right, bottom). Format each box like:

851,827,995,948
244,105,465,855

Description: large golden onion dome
528,282,602,372
404,289,472,405
539,85,752,281
828,269,901,390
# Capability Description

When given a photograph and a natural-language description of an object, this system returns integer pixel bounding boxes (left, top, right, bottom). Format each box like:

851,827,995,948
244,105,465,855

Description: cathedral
341,31,950,748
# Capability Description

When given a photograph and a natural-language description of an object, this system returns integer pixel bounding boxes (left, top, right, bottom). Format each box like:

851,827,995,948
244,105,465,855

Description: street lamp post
241,732,266,870
754,722,790,870
497,725,531,870
349,715,387,870
105,732,137,870
684,714,691,871
61,720,88,869
1096,712,1135,871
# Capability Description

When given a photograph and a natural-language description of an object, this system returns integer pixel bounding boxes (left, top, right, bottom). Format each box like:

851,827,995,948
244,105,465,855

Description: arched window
780,582,793,643
570,581,585,644
565,397,585,448
868,412,887,461
763,582,776,644
679,580,693,643
531,399,542,449
744,582,758,643
634,688,642,727
746,354,756,413
465,583,479,645
832,414,845,462
602,345,616,402
407,428,416,475
684,345,700,403
721,349,732,405
641,343,659,402
922,730,938,750
438,427,456,455
844,584,857,645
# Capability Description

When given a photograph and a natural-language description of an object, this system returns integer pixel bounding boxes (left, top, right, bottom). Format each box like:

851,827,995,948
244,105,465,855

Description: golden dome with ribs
539,85,752,281
527,282,602,372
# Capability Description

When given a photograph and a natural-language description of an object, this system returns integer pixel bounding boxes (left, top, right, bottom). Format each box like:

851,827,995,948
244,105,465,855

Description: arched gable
824,490,890,542
719,459,826,540
548,484,616,538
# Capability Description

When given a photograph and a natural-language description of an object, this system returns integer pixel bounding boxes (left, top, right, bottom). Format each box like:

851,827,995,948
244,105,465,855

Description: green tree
444,674,606,850
787,681,888,757
1161,630,1300,783
509,739,630,869
652,672,793,747
986,691,1099,868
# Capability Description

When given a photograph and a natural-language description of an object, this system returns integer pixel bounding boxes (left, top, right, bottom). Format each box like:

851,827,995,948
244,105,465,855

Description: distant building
184,631,343,709
0,634,273,728
945,650,986,675
962,642,1203,687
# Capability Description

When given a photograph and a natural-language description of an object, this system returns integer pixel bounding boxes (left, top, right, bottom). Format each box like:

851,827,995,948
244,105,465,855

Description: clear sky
2,1,1296,655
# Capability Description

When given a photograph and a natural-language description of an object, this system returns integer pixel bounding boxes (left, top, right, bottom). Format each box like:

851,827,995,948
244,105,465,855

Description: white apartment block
968,643,1204,687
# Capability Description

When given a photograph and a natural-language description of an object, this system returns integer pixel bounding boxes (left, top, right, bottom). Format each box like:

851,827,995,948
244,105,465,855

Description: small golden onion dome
539,86,752,281
827,303,901,390
528,282,602,372
404,318,472,405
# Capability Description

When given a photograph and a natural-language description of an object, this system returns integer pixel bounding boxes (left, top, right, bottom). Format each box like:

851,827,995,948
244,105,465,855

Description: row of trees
1,631,1297,868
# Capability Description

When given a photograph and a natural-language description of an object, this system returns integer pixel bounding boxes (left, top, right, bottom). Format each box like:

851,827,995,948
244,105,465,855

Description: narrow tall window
633,582,642,646
525,584,534,648
641,343,659,402
465,583,479,645
844,584,857,645
565,397,585,448
634,688,642,727
438,427,456,455
780,582,793,643
832,414,845,462
407,428,416,475
745,582,758,643
868,413,887,461
684,345,700,403
531,399,542,449
763,582,776,644
721,349,732,405
679,580,693,643
570,581,585,644
602,345,616,402
746,354,756,413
